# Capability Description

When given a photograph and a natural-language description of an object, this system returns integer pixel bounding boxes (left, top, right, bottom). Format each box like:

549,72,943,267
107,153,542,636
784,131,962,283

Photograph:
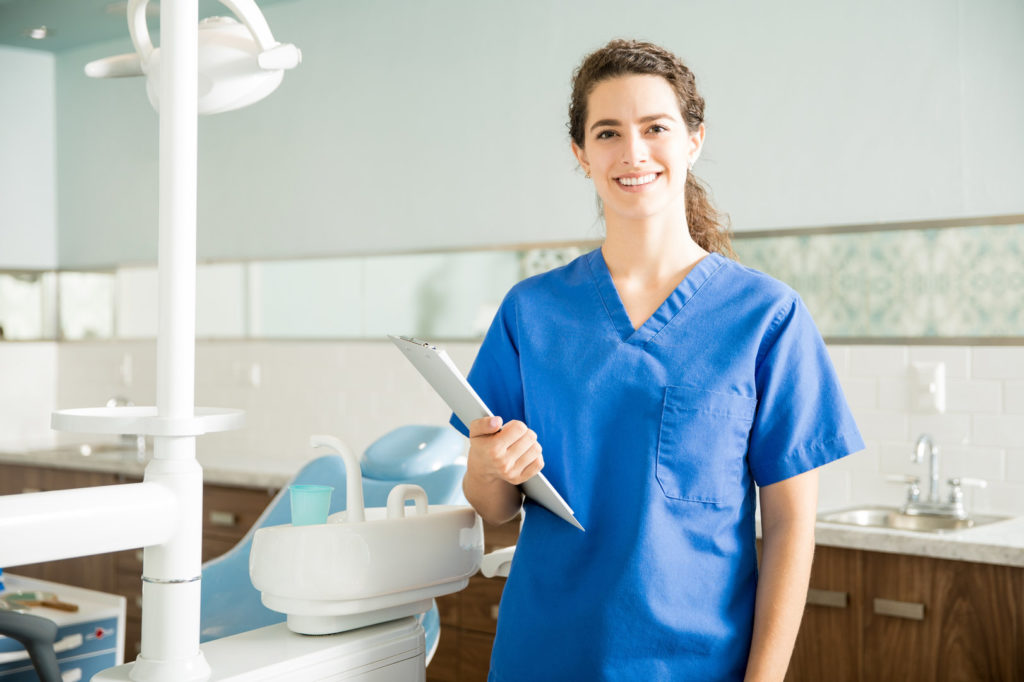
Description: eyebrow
589,113,678,132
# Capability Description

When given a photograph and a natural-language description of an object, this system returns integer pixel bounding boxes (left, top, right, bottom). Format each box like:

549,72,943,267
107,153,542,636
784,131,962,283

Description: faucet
914,434,941,503
900,434,986,520
106,395,147,462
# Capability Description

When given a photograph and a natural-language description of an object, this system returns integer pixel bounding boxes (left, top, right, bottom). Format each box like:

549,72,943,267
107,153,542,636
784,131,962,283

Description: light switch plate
910,361,946,413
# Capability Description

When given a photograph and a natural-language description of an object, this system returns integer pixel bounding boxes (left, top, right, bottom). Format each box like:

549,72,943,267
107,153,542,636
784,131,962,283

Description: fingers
466,419,544,485
469,416,503,438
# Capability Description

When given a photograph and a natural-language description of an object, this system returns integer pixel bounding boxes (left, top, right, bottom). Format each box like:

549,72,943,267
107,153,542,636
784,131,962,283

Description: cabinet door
862,551,935,682
786,545,861,682
930,558,1024,681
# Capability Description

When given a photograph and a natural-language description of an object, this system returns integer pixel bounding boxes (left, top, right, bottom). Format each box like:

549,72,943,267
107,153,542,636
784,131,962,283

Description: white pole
131,0,209,679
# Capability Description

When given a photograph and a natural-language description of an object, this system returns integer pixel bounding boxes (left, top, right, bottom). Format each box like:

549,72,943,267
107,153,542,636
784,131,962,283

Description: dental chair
199,425,468,665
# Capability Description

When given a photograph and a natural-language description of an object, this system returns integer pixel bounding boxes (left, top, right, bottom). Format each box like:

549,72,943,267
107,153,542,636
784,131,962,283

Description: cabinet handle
21,487,41,494
490,605,500,620
873,597,925,620
135,549,144,563
209,510,237,527
807,588,848,608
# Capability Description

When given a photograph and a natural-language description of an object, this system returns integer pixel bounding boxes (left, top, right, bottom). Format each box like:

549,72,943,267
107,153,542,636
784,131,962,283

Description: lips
615,172,659,187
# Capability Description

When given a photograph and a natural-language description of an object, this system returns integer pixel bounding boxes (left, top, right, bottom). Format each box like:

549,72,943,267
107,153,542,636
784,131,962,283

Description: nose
622,130,649,166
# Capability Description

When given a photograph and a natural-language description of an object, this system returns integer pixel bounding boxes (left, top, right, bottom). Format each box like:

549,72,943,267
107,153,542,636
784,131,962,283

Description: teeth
617,173,658,186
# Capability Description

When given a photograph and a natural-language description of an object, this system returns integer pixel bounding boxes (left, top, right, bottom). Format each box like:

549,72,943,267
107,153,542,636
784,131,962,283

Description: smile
615,173,659,187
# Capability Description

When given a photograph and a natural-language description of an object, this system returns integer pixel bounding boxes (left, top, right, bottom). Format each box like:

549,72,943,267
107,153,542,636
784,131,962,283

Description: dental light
84,0,301,114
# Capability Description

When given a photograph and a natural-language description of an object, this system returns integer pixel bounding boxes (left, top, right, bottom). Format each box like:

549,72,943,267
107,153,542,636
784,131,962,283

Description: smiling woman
455,39,864,682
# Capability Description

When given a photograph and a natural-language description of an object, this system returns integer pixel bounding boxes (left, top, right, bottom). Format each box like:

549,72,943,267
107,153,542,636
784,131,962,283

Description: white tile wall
824,345,1024,517
12,340,1023,518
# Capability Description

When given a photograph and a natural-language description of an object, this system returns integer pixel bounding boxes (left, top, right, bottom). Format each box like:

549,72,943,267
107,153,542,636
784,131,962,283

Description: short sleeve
449,292,526,436
747,296,864,486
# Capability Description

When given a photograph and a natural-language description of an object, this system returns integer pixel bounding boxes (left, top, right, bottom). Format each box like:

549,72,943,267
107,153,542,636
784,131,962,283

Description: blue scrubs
451,249,863,681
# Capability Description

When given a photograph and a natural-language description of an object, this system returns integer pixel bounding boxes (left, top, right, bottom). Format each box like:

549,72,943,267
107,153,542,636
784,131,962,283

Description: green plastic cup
289,484,333,526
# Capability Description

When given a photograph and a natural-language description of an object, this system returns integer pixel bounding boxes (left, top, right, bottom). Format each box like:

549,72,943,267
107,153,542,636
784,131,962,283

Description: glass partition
2,216,1021,343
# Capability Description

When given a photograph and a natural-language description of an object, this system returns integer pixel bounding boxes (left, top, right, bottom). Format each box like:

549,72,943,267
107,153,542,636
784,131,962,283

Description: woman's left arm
744,468,819,682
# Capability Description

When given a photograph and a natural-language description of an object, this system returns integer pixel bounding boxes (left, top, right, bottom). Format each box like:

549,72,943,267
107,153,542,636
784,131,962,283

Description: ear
571,140,589,175
688,123,706,167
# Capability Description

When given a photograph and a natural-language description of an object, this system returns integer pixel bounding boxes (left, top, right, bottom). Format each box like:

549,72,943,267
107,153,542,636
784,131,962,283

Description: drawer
459,576,505,635
202,534,241,563
203,484,276,541
457,629,495,682
482,516,520,554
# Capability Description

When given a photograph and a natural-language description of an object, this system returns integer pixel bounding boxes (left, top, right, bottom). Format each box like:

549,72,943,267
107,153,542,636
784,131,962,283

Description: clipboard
389,334,584,531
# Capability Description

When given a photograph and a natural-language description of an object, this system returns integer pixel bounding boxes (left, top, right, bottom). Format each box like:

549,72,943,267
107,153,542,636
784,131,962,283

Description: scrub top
451,248,864,682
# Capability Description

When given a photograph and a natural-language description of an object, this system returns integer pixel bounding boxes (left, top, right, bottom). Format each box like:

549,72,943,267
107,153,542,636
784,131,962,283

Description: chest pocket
656,385,757,504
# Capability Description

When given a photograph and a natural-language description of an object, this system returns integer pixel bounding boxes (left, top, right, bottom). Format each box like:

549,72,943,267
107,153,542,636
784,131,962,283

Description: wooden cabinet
0,462,277,662
428,515,520,682
787,546,1024,682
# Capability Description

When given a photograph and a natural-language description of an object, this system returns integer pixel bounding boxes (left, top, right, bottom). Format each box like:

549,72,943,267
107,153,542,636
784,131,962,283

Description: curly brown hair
568,39,735,259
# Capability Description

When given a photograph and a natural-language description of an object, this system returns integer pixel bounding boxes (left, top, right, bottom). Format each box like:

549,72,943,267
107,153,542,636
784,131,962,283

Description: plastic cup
289,484,333,526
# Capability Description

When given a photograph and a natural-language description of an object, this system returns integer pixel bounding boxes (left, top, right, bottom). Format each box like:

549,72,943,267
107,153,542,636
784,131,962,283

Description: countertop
3,447,1023,569
0,444,294,490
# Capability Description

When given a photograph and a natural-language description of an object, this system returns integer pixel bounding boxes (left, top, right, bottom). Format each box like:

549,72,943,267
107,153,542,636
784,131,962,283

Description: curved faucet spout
914,434,940,503
310,435,365,522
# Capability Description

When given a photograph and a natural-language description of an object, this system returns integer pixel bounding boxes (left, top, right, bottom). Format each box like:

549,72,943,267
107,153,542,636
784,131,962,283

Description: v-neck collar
585,247,725,346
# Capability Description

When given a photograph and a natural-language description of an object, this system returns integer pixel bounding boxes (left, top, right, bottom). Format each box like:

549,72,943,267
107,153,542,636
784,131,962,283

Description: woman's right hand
467,416,544,486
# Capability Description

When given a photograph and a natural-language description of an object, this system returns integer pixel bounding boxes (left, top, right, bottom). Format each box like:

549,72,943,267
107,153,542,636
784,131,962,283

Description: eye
647,124,669,134
595,129,618,140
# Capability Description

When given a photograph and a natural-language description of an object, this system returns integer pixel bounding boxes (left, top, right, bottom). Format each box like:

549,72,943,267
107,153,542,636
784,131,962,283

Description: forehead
586,74,681,123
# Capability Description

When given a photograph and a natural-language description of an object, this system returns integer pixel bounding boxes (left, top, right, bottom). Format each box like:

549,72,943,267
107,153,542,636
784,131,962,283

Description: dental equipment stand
0,0,440,679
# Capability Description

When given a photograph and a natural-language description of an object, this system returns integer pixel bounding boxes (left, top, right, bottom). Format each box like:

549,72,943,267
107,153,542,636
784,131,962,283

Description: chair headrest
361,425,466,479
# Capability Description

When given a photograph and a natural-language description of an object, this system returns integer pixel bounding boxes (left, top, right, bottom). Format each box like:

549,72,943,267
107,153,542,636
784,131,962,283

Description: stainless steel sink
818,505,1011,533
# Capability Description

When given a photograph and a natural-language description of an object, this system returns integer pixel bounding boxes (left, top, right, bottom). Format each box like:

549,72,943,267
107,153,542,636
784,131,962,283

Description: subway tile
1005,382,1024,414
908,413,971,445
816,469,851,511
945,380,1002,414
972,415,1024,448
839,377,878,410
876,377,910,411
848,346,908,377
941,445,1005,483
851,410,909,441
971,347,1024,380
849,471,906,507
908,346,970,380
970,481,1024,517
1005,449,1024,484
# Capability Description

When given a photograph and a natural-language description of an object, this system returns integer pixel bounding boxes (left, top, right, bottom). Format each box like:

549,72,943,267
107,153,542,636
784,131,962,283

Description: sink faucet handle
886,474,921,502
947,477,986,506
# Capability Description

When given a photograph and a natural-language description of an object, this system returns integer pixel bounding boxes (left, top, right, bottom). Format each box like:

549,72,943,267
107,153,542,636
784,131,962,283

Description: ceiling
0,0,293,53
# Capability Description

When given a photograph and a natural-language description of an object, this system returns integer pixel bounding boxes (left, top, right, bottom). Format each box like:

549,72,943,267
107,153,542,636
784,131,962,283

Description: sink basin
818,505,1011,533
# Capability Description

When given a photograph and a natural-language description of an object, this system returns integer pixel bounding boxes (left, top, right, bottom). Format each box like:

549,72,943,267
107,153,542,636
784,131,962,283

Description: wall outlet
910,361,946,413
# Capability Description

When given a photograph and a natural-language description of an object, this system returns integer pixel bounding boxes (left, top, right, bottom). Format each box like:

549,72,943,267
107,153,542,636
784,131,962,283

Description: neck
601,208,707,284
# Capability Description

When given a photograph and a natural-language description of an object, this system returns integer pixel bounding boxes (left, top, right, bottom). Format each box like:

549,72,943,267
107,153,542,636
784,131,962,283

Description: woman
453,39,863,681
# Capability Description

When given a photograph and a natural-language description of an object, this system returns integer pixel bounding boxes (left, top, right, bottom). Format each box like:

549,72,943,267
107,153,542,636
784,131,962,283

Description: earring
585,169,591,179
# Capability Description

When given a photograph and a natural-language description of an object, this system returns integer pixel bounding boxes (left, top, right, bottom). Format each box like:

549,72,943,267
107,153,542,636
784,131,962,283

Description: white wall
52,340,1024,517
52,0,1024,268
0,46,56,269
0,343,58,449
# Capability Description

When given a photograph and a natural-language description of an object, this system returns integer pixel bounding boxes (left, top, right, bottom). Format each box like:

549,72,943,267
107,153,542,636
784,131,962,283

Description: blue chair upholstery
199,425,468,664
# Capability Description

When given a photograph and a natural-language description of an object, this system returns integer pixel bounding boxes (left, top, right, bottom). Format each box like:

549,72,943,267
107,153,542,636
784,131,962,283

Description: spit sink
249,435,484,636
